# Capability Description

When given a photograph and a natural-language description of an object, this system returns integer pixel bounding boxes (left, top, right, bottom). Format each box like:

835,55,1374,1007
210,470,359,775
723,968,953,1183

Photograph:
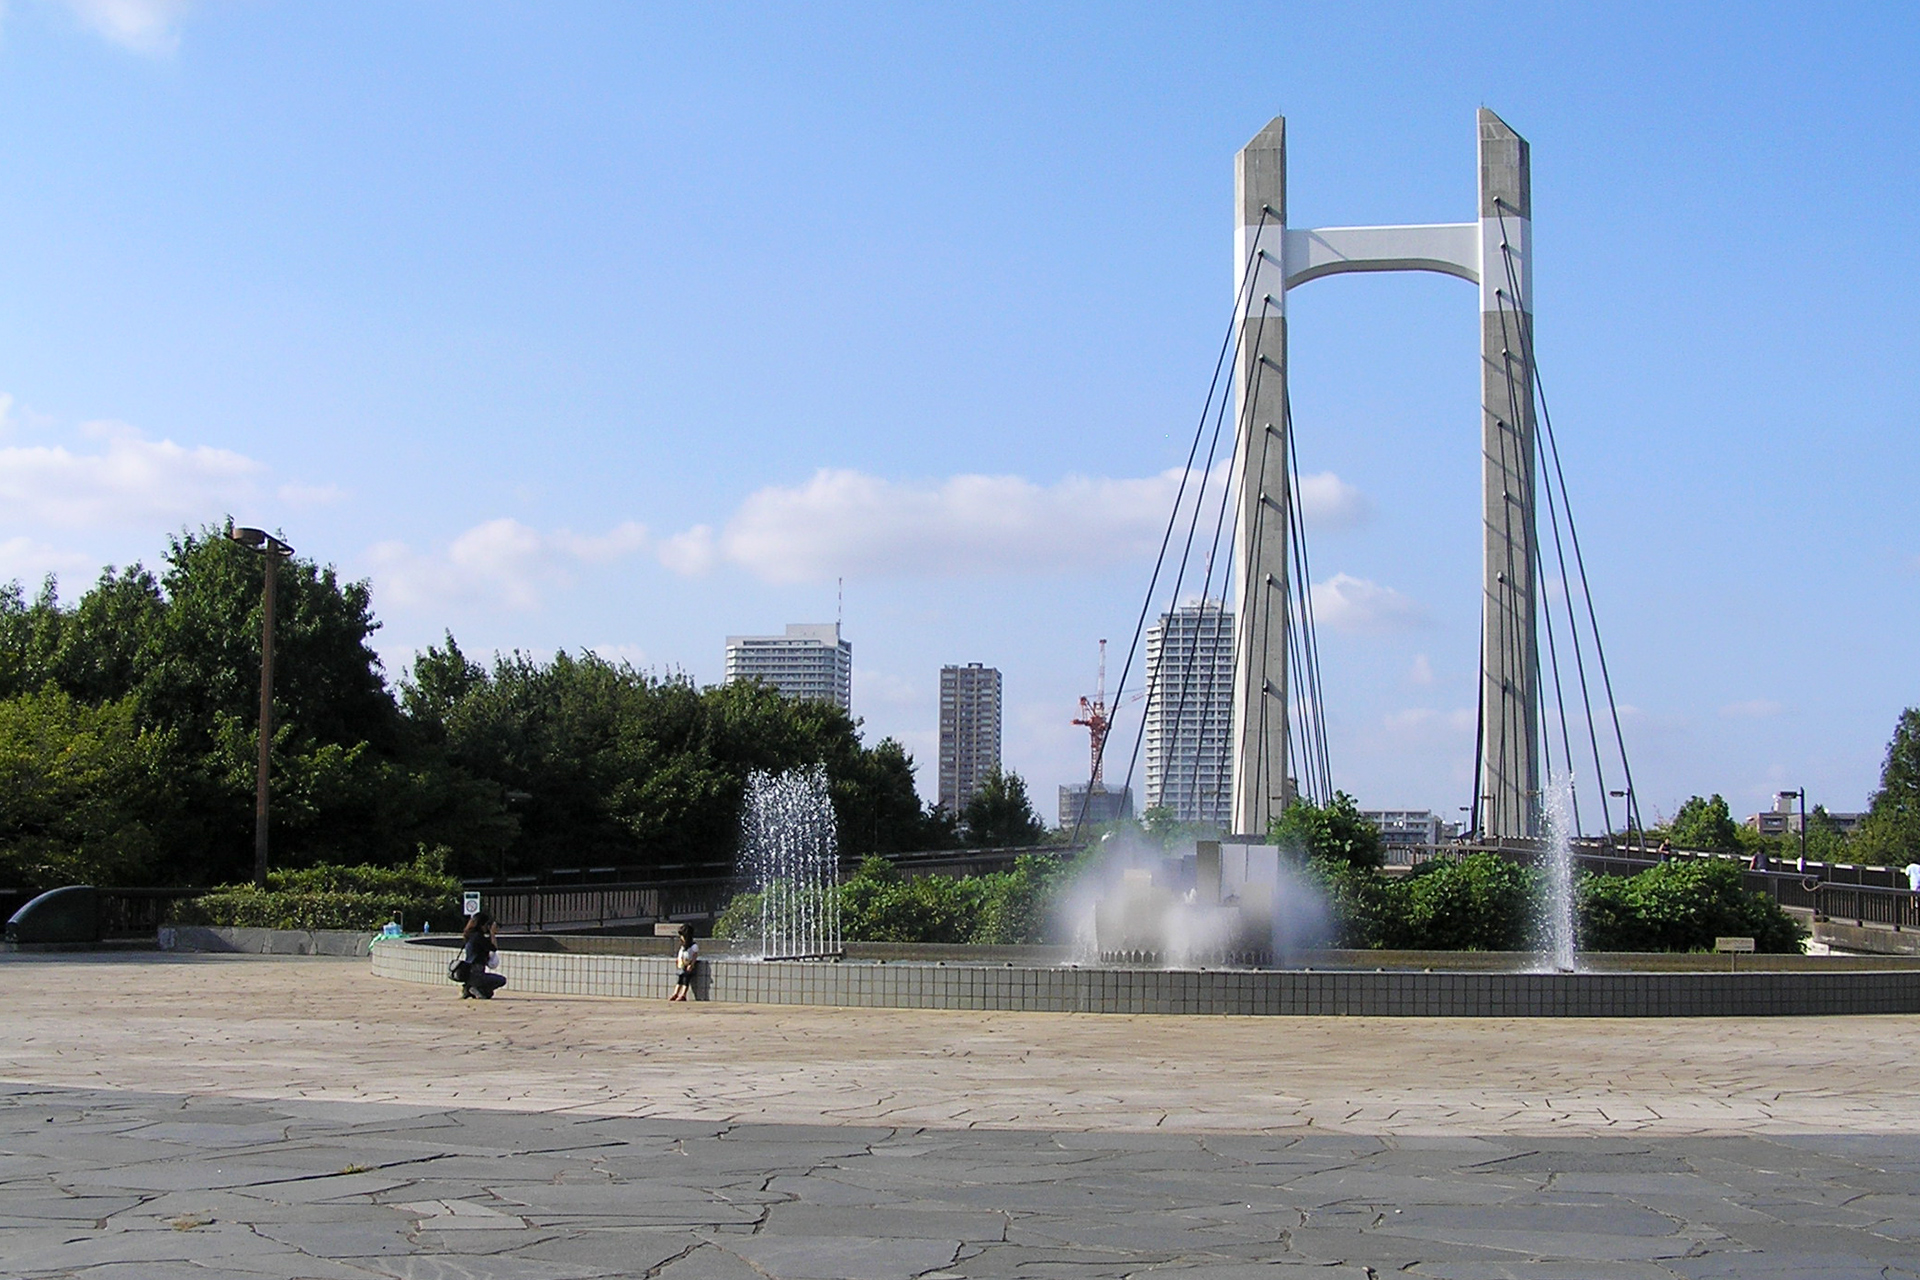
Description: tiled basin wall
373,939,1920,1017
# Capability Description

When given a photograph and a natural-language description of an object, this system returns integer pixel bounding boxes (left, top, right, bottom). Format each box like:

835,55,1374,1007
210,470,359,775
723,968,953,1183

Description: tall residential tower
938,663,1002,814
1144,601,1234,828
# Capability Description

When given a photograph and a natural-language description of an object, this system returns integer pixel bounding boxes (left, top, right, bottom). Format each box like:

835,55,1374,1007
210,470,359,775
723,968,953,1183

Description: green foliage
1387,853,1538,951
0,532,946,890
971,855,1067,945
714,854,1072,946
1578,857,1805,953
712,889,764,942
1667,794,1742,852
1309,852,1535,951
1309,841,1804,955
960,767,1046,848
0,689,174,888
1270,792,1384,869
1857,708,1920,866
0,531,510,885
170,847,462,932
1801,806,1853,863
426,654,949,878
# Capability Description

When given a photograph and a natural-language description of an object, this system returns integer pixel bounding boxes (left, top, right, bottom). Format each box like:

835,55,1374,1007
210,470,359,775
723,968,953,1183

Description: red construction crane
1072,639,1111,784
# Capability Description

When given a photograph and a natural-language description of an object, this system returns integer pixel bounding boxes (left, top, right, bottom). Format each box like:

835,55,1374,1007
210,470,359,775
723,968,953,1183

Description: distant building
1058,782,1133,831
723,623,852,712
1143,600,1234,828
938,663,1002,814
1744,794,1866,837
1360,809,1460,856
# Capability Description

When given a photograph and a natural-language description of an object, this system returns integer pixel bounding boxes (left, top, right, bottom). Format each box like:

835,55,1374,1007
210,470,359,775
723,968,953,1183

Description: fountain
1080,837,1330,967
1539,772,1579,972
738,765,842,960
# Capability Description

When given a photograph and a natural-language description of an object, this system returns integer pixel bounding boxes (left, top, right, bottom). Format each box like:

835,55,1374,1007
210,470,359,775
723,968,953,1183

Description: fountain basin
373,936,1920,1017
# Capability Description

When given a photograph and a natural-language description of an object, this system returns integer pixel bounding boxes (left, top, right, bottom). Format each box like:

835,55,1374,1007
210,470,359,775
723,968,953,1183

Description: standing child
668,925,698,1001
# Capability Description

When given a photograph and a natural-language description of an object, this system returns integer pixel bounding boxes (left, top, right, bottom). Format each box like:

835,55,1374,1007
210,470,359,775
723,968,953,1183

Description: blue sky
1,2,1915,828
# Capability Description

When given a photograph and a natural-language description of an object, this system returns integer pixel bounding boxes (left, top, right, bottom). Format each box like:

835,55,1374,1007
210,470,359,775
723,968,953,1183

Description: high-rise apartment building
938,663,1002,814
1143,600,1234,828
723,623,852,711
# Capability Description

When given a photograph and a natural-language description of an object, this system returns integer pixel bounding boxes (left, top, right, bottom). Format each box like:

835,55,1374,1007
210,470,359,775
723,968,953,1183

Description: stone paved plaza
3,954,1920,1278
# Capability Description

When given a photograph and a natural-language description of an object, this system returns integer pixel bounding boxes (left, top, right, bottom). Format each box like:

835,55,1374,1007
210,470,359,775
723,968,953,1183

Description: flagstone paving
2,953,1918,1278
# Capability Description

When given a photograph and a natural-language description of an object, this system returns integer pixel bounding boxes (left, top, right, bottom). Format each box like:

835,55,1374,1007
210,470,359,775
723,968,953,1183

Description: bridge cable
1068,208,1271,845
1496,199,1640,839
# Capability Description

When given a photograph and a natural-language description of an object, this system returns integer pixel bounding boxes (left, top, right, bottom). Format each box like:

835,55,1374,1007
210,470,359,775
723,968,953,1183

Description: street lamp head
230,526,295,557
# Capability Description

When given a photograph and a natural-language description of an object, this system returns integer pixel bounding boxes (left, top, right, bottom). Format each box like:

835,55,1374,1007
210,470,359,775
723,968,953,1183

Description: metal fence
1814,883,1920,931
472,878,741,933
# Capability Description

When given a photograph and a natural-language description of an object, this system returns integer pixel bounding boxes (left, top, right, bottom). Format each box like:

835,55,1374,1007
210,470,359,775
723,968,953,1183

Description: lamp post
1779,787,1807,873
1609,788,1640,853
230,526,295,889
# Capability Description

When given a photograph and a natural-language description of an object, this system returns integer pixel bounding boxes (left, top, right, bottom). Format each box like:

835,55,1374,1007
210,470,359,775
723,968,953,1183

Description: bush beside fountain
715,791,1807,958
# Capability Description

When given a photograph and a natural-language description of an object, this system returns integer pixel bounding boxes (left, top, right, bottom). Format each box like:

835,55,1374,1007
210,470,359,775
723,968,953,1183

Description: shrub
1579,858,1805,953
1271,792,1384,869
711,853,1074,946
970,855,1069,945
712,888,763,942
1383,852,1538,951
168,846,461,932
1306,858,1394,949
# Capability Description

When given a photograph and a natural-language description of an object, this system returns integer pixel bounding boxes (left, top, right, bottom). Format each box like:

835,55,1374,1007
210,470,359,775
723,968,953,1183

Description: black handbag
448,956,471,983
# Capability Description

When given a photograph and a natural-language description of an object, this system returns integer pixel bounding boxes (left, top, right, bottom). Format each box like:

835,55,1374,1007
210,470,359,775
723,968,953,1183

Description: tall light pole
1609,788,1640,853
231,526,295,889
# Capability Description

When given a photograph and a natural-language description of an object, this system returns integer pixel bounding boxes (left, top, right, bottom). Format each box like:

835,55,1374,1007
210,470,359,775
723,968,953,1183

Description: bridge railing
1814,883,1920,931
471,878,743,933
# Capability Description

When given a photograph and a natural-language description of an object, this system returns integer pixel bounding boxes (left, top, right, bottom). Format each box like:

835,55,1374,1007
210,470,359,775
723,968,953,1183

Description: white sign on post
462,891,481,917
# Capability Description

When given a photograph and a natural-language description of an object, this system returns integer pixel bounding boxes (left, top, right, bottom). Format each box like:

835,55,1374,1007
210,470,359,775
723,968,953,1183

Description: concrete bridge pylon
1228,109,1540,840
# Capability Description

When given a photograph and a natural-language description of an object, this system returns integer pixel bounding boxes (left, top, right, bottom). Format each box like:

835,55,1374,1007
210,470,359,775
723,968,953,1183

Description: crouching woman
458,911,507,999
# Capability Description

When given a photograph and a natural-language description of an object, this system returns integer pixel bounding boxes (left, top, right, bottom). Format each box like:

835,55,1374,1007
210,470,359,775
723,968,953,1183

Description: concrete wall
372,938,1920,1017
161,926,377,956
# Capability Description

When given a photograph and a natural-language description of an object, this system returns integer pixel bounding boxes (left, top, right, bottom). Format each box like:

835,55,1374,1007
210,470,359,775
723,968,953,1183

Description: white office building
724,623,852,712
1360,810,1461,858
1143,600,1234,828
938,663,1002,814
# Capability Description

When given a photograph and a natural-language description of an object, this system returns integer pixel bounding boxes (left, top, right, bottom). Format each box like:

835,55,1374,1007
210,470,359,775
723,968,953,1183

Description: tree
1668,794,1741,852
960,767,1046,848
421,649,946,878
1857,708,1920,866
0,690,174,888
1801,805,1852,864
1270,791,1384,869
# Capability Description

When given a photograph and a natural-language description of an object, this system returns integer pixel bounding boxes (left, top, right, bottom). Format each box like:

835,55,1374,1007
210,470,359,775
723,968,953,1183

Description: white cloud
369,518,648,612
859,669,921,709
586,643,649,668
0,422,264,529
0,536,95,589
1380,706,1477,742
660,466,1368,585
57,0,191,55
1408,653,1435,686
1720,699,1784,719
1296,470,1368,530
278,482,348,509
1309,572,1428,633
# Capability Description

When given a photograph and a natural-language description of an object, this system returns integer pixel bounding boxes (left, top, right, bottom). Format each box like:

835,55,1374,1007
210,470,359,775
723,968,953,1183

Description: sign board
462,891,481,918
1714,936,1755,953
